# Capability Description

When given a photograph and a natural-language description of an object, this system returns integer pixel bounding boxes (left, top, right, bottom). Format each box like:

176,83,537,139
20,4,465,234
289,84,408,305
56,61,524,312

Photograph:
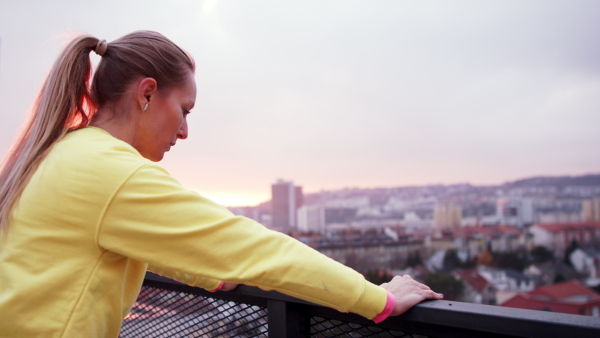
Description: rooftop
533,222,600,233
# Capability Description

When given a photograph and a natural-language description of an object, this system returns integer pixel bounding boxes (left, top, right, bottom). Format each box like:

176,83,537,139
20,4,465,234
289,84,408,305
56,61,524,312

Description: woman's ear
137,77,158,110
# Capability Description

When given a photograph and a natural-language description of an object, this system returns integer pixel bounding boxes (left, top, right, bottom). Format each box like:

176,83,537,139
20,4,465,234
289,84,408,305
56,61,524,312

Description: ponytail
0,35,99,239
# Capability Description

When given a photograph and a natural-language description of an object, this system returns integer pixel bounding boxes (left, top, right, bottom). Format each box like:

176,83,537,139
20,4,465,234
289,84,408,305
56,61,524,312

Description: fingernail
438,293,444,297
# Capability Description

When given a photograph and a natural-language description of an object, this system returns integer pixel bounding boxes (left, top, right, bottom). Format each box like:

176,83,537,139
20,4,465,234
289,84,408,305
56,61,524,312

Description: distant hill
248,173,600,207
300,173,600,206
504,174,600,188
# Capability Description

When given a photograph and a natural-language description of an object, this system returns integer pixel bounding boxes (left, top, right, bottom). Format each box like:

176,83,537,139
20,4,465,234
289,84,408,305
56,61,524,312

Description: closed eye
183,109,191,116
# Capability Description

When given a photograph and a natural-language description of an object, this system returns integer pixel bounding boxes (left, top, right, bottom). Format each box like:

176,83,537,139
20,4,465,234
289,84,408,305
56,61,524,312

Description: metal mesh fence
121,284,429,337
120,276,600,338
120,285,268,337
311,317,426,338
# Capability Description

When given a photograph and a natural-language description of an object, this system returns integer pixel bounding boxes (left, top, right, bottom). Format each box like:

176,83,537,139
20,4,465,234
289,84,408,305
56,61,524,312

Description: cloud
202,0,219,14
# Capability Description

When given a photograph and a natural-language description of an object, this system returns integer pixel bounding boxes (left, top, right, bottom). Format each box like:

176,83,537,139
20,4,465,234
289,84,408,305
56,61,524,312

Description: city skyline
1,1,599,207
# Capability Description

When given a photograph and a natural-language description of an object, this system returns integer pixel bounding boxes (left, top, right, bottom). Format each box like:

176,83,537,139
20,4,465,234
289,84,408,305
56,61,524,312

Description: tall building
582,198,600,222
297,205,325,232
495,198,535,227
434,202,462,230
297,206,357,233
295,186,304,211
271,180,303,230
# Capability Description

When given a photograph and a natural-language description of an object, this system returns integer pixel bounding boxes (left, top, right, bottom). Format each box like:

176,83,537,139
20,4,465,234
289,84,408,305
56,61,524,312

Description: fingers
418,282,433,292
384,275,431,291
381,275,440,296
220,282,239,291
417,284,443,299
382,274,443,316
432,291,444,300
407,283,442,300
419,287,443,300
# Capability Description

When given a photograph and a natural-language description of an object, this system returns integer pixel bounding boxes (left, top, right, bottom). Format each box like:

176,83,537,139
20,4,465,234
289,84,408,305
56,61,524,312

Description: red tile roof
454,225,523,239
454,269,491,293
501,280,600,315
533,222,600,233
528,280,600,301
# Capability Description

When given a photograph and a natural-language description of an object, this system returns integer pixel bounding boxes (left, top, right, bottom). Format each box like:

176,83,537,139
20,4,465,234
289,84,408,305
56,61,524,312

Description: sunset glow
200,191,269,207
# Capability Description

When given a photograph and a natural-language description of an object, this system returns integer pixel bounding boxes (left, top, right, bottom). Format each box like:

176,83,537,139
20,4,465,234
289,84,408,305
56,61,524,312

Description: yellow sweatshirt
0,127,387,337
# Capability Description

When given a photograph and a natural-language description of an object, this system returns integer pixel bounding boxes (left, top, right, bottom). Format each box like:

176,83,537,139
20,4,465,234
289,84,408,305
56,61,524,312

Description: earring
142,103,149,111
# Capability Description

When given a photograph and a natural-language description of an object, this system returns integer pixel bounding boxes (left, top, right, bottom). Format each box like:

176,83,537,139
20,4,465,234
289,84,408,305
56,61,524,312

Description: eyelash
183,109,191,116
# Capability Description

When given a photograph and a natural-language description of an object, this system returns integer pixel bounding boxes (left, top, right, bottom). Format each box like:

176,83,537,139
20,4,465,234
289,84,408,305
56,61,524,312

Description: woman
0,31,442,337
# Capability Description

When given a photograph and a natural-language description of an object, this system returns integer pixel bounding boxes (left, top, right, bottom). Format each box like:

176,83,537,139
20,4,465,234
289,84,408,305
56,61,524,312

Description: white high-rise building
271,179,303,230
297,205,325,232
496,198,535,227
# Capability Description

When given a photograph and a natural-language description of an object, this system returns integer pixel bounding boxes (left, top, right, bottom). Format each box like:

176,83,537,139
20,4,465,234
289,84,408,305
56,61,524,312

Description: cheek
163,107,181,131
172,115,183,132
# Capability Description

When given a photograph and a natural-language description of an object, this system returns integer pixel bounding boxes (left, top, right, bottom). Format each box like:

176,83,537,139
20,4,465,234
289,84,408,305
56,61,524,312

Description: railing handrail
144,272,600,338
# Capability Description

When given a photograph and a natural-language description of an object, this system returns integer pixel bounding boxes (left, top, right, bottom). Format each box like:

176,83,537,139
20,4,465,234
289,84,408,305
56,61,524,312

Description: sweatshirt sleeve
147,264,223,292
97,164,388,320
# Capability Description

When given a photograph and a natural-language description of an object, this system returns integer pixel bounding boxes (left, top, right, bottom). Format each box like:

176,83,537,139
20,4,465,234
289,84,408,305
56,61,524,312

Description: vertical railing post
267,299,309,338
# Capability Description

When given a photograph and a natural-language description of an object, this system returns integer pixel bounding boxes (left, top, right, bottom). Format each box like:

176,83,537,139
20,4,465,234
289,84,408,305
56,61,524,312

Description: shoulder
37,127,152,194
51,127,147,172
58,127,142,161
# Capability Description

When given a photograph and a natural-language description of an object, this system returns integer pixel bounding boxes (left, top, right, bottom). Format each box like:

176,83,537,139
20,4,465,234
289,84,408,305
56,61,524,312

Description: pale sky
1,0,599,206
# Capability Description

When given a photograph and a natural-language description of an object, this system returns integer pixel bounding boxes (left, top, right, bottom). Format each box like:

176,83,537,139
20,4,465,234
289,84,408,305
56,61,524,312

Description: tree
477,246,494,267
413,250,423,267
530,245,555,264
461,257,477,269
406,251,423,268
494,252,528,272
443,249,462,271
389,253,405,270
345,251,375,274
365,269,393,285
423,272,464,301
345,252,360,271
554,272,567,284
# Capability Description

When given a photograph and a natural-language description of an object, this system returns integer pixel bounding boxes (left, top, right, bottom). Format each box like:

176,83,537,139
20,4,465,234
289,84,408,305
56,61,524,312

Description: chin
143,153,164,162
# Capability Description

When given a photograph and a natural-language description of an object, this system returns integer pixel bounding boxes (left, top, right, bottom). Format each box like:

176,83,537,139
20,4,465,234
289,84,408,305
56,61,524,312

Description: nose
177,118,189,140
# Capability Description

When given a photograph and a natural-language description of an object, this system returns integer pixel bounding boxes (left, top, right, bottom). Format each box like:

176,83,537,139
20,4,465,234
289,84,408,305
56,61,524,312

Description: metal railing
120,272,600,337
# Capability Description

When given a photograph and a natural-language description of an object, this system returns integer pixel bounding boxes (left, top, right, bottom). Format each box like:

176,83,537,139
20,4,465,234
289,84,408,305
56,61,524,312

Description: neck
89,105,137,146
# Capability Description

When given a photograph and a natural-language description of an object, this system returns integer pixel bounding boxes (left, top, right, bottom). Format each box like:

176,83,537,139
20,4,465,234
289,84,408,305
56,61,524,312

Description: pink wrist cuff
372,291,396,323
208,281,225,293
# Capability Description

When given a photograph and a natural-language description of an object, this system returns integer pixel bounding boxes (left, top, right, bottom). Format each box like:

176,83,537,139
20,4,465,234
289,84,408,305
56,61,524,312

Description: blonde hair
0,31,195,239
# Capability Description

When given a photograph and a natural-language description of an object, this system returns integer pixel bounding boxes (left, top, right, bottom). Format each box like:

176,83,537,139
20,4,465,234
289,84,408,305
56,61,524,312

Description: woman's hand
220,282,239,291
380,275,443,316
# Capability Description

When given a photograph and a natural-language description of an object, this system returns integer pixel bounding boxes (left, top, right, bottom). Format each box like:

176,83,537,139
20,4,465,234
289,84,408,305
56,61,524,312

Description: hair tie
94,39,108,57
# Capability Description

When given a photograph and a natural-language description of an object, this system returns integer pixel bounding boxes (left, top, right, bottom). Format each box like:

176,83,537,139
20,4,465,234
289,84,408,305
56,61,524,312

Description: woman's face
136,71,196,161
